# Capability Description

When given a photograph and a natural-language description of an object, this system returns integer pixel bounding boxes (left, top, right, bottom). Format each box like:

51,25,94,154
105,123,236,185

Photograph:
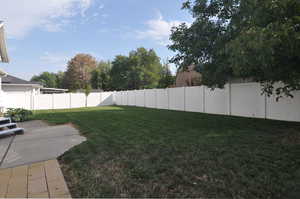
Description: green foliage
5,108,33,122
84,84,92,97
55,71,65,89
31,72,58,88
169,0,300,97
91,61,111,91
110,47,163,90
30,48,167,91
158,64,175,88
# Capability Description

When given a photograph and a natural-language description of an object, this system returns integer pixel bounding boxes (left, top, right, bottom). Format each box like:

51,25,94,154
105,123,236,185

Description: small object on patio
0,117,24,138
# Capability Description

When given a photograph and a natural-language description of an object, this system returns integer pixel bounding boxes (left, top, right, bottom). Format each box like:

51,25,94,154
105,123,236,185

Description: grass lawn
32,106,300,198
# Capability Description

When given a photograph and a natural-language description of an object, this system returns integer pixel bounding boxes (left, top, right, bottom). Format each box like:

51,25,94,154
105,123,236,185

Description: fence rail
3,82,300,122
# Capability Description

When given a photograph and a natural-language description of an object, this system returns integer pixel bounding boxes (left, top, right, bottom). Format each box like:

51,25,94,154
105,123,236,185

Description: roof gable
2,75,41,85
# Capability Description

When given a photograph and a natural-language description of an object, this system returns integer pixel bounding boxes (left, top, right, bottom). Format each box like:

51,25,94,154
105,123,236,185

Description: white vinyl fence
114,83,300,122
3,82,300,122
4,91,115,111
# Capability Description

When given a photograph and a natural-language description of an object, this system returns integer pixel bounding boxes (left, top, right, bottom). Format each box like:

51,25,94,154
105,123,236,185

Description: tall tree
158,64,175,88
55,71,65,89
31,72,58,88
110,47,163,90
91,61,111,91
63,54,97,91
169,0,300,98
110,55,131,90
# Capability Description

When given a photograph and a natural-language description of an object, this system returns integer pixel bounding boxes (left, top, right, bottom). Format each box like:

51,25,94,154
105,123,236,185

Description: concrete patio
0,120,86,169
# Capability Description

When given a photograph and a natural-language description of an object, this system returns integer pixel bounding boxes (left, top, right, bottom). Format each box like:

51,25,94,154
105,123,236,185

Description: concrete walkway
0,159,71,198
0,120,86,169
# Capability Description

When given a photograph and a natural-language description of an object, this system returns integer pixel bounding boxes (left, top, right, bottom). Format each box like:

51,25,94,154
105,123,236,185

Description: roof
40,88,68,94
0,21,9,63
2,75,42,86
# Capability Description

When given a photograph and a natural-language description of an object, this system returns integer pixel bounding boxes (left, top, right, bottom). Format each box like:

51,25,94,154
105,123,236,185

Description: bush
5,108,33,122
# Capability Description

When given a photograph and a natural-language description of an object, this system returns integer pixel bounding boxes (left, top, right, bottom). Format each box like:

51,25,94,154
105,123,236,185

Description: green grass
32,106,300,198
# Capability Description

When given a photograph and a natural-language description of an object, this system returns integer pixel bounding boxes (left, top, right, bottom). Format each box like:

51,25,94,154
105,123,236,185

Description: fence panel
205,85,229,115
87,93,101,107
135,90,145,107
5,92,31,109
121,91,128,106
185,86,204,113
100,92,114,106
169,87,185,111
231,83,265,118
70,93,85,108
145,89,156,108
267,85,300,122
128,91,136,106
53,94,70,109
156,89,168,109
3,82,300,122
115,92,122,105
34,94,53,110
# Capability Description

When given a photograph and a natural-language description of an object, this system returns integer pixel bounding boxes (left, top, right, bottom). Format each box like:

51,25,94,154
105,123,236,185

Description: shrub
5,108,33,122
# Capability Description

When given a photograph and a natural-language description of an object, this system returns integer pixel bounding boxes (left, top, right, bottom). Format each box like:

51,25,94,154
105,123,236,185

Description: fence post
203,86,206,113
264,93,268,119
184,87,186,112
134,90,137,106
167,88,170,110
69,93,72,109
99,92,102,106
30,90,34,110
228,82,232,115
144,89,146,107
52,94,54,110
155,89,158,109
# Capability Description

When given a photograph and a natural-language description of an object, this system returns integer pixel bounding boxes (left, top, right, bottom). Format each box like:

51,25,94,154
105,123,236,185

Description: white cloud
40,52,71,66
0,0,94,38
79,0,93,17
137,13,190,45
98,4,104,9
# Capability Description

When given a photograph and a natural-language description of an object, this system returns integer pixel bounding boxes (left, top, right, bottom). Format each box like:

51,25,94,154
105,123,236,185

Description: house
0,21,25,136
1,75,42,94
175,64,202,87
0,21,9,112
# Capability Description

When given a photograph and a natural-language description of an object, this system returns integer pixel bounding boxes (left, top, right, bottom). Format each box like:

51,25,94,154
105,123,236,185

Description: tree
158,64,175,88
31,72,58,88
55,71,65,89
63,54,97,91
110,47,163,90
169,0,300,98
84,84,92,107
110,55,130,90
91,61,111,91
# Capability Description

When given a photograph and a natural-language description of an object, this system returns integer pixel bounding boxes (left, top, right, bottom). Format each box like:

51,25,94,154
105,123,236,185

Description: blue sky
0,0,192,80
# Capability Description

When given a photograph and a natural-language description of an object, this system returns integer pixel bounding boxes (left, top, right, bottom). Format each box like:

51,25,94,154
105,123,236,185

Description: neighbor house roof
0,21,9,63
2,75,42,87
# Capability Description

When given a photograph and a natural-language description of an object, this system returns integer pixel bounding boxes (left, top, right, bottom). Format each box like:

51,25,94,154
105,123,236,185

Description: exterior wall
2,85,40,94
